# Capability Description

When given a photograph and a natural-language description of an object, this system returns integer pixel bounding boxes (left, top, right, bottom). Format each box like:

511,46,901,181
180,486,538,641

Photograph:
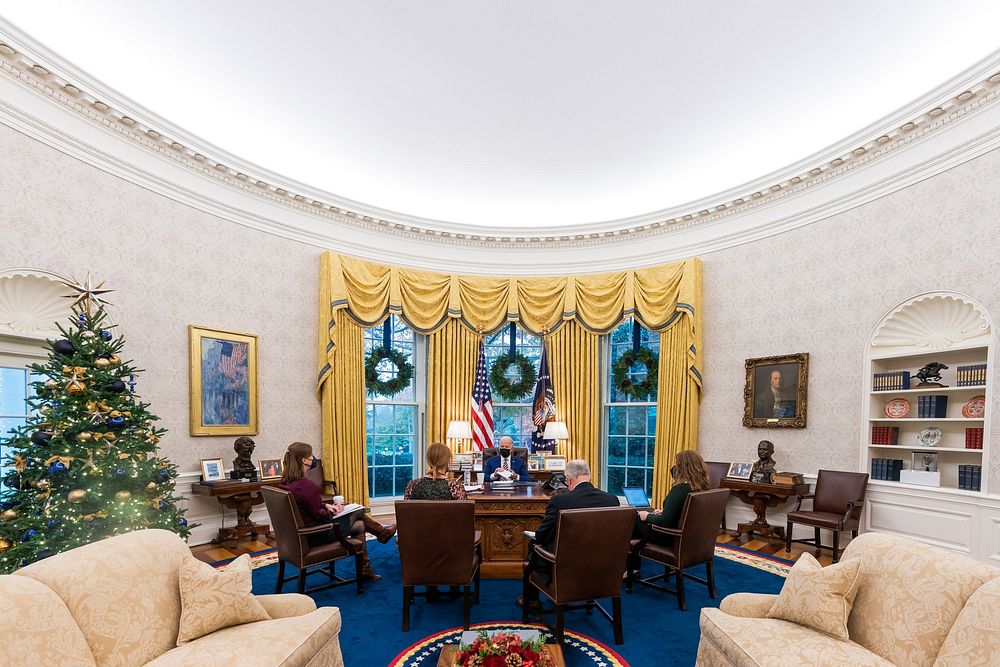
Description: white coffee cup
332,495,345,506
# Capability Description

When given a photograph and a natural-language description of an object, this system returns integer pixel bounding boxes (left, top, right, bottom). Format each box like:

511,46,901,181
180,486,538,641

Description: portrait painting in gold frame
189,325,258,436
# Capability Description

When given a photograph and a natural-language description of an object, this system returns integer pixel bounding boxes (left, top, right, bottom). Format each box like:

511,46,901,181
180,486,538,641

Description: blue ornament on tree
46,518,60,529
109,379,127,393
48,461,68,476
2,473,21,489
113,467,126,478
106,416,126,430
21,529,38,541
178,517,188,527
99,330,113,341
90,518,106,531
154,469,171,484
158,500,168,511
30,431,51,446
53,339,76,356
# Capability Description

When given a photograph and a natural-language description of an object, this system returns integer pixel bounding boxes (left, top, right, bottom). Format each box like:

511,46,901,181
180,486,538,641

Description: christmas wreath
612,347,659,399
364,347,414,397
489,352,537,401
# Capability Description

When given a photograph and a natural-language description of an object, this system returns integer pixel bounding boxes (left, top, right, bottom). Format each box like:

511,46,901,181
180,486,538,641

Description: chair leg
297,566,307,594
554,604,564,644
852,529,858,538
707,559,716,599
814,527,822,553
675,568,686,611
463,584,472,630
832,531,841,563
275,560,286,594
402,585,412,632
586,599,594,615
612,596,623,645
785,521,793,553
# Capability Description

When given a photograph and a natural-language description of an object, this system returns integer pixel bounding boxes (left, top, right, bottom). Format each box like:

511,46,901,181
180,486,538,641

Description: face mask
499,448,512,458
309,458,319,469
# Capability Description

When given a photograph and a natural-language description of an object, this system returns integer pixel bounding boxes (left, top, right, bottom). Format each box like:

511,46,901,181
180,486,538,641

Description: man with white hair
517,459,619,610
482,435,528,481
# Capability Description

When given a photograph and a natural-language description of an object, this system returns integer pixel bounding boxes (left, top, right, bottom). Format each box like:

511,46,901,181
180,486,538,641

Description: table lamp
543,421,569,454
446,420,473,451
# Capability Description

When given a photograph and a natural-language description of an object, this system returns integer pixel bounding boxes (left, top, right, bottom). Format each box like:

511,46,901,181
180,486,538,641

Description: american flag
470,340,494,451
219,342,247,379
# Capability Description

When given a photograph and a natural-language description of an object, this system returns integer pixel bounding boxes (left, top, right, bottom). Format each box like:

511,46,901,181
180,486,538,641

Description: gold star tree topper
61,274,115,314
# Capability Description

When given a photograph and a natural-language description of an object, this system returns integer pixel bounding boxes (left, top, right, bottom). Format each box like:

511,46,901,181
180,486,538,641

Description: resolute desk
471,482,553,578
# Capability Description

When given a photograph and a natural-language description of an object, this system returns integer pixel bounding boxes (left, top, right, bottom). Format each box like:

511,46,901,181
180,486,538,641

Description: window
483,325,542,448
364,316,420,498
604,319,659,497
0,356,41,484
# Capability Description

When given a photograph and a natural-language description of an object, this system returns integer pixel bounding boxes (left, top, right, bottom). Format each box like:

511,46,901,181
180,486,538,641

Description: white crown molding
1,25,1000,273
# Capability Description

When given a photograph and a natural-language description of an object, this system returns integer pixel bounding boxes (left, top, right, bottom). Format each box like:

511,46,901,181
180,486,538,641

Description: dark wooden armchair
627,488,730,610
395,500,482,631
261,486,364,595
522,506,635,645
785,470,869,563
706,461,731,530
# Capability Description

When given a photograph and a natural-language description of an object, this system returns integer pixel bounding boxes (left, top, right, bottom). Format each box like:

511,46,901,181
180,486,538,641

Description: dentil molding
1,22,1000,273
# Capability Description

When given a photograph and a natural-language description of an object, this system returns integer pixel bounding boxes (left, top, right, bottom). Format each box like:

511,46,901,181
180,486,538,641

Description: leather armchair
785,469,869,562
522,506,635,645
482,446,530,467
395,500,482,631
705,461,731,530
627,488,730,610
261,486,364,595
305,458,339,502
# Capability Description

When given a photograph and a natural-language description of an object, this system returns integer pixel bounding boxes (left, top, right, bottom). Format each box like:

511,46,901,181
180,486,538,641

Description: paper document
523,530,536,539
464,484,483,493
332,502,364,519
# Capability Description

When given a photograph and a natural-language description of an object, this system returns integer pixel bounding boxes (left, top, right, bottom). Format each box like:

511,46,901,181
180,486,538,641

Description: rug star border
714,543,792,578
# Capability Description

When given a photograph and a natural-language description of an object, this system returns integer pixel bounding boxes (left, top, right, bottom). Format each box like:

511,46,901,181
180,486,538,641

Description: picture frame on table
471,451,484,472
912,451,939,473
743,352,809,428
528,455,545,472
727,461,753,480
200,457,226,482
189,325,259,436
258,458,283,480
543,455,566,471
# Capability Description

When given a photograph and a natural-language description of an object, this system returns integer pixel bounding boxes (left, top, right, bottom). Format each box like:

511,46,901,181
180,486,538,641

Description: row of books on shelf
956,364,987,387
871,458,903,481
873,371,910,391
965,427,984,449
958,465,983,491
916,395,948,418
871,426,899,445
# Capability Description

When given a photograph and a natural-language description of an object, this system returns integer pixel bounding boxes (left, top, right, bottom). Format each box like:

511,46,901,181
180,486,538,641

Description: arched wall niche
0,267,117,342
869,291,992,355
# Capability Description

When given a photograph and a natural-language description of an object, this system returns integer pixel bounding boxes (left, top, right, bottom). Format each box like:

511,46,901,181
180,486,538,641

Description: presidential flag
470,340,494,451
531,341,556,453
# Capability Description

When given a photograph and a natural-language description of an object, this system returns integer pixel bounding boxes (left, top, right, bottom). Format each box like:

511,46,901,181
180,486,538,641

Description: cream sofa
697,531,1000,666
0,529,344,667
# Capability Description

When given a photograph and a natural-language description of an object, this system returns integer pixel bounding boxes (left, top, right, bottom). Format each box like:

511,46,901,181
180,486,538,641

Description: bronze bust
232,436,258,480
750,440,776,483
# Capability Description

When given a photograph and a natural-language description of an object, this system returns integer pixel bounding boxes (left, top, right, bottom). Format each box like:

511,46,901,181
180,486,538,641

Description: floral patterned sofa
696,531,1000,666
0,529,344,666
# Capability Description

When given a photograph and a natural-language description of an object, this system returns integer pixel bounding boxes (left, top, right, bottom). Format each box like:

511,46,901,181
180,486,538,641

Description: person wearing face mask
482,435,528,481
279,441,395,582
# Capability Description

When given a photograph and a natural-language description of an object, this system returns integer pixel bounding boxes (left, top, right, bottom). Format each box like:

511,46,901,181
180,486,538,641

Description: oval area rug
389,621,629,667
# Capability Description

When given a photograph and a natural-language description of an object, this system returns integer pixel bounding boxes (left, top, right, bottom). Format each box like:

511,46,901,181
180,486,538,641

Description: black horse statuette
913,362,948,387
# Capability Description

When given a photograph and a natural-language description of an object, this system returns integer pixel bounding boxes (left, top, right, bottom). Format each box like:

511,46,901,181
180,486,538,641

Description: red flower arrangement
453,630,555,667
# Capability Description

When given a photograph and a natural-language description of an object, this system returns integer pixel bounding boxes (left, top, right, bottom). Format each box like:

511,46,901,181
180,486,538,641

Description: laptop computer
622,486,653,510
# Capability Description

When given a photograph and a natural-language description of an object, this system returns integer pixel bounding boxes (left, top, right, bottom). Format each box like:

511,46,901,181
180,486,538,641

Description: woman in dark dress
403,442,467,500
637,450,710,544
279,441,395,582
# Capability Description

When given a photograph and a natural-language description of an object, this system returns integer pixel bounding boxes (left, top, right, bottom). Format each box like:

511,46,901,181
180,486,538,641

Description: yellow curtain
320,308,369,505
546,321,602,478
426,320,480,452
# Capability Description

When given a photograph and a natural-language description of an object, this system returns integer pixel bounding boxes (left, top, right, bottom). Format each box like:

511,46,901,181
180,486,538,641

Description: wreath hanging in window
364,347,414,397
612,347,659,400
489,352,537,401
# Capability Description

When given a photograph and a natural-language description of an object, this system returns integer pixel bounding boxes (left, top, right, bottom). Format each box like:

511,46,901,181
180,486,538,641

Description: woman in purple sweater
279,441,395,582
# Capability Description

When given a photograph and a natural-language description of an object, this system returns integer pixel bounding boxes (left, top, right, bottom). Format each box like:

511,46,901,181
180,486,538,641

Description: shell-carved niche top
871,292,992,351
0,270,75,339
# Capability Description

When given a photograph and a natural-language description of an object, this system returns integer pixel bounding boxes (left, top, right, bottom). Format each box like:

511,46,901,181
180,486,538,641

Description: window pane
626,437,646,467
373,404,394,434
395,435,415,466
626,467,645,488
394,466,413,496
606,466,626,496
608,406,625,436
607,436,626,466
627,406,647,435
373,436,393,466
647,405,657,434
645,437,656,468
365,435,374,466
394,406,414,434
373,466,394,497
0,367,28,415
364,315,415,401
365,405,374,433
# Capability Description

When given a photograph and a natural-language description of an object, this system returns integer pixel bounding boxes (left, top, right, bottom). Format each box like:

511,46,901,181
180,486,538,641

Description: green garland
612,347,659,399
489,352,537,401
364,347,414,397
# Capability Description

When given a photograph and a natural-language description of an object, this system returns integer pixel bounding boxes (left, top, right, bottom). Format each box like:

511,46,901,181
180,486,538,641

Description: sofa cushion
177,554,270,644
0,574,97,667
15,528,190,667
148,607,343,667
766,553,861,640
699,607,893,667
933,576,1000,666
841,532,1000,666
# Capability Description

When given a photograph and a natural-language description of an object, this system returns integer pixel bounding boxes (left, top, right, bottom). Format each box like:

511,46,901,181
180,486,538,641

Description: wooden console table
472,483,553,579
191,480,279,547
721,479,810,540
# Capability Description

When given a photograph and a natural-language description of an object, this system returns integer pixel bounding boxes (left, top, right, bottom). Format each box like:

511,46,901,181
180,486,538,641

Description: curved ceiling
2,1,1000,231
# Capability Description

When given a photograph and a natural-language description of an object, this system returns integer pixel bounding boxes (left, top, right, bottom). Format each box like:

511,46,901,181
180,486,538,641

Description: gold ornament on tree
45,379,59,389
1,509,18,521
108,354,121,366
77,431,94,442
146,482,157,491
0,538,10,554
66,379,87,395
81,330,96,340
67,489,87,503
115,490,131,501
93,358,111,369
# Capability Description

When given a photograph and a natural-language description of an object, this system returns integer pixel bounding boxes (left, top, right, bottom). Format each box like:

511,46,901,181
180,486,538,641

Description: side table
191,480,278,547
720,479,809,540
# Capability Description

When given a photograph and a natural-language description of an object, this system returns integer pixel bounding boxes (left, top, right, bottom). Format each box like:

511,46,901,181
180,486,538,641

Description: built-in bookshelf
862,293,992,495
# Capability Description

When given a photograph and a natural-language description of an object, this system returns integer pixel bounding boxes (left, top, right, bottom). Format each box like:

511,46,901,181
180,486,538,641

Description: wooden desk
437,643,564,666
472,482,553,579
720,479,810,540
191,480,279,547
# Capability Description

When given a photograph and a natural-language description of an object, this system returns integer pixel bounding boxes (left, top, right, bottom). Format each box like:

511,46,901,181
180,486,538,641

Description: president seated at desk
483,436,529,481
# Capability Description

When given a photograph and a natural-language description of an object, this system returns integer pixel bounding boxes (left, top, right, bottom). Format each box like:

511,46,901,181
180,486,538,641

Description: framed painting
743,353,809,428
200,457,226,482
189,325,259,436
258,458,283,479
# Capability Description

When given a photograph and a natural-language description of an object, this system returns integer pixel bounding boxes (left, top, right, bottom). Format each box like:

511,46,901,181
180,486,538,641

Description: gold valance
318,251,703,390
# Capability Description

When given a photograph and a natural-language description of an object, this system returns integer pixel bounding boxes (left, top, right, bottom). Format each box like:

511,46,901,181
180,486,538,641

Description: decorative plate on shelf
884,398,911,419
916,427,943,447
962,395,986,419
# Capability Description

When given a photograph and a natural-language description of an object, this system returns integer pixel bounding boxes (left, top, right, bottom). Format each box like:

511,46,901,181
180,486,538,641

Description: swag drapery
317,251,703,506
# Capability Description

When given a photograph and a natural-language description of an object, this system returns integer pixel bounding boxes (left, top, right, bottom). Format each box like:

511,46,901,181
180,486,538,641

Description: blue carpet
251,539,784,667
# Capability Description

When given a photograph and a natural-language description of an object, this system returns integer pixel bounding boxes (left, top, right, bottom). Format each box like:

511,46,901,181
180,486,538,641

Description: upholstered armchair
705,461,731,530
306,458,339,502
784,470,869,563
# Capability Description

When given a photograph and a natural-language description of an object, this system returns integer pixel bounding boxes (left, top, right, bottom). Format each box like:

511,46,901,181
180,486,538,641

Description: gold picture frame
258,458,283,480
200,457,226,482
189,325,259,436
743,352,809,428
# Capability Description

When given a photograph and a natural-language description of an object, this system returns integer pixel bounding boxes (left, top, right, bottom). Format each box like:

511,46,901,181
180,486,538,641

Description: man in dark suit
518,459,619,609
482,436,529,481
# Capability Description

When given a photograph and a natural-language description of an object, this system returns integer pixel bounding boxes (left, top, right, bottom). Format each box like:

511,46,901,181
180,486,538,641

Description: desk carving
472,484,552,578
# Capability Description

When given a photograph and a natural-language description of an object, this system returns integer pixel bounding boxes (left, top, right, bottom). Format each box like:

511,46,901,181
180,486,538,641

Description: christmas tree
0,278,191,572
